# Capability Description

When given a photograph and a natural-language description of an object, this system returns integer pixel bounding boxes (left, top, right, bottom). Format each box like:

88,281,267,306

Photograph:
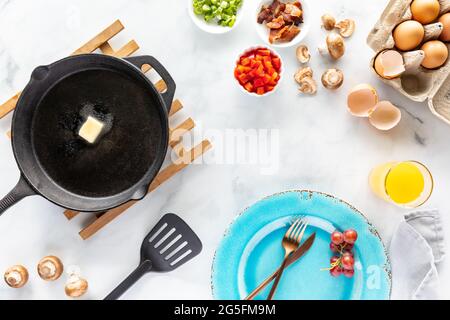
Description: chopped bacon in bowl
234,47,282,96
257,0,304,44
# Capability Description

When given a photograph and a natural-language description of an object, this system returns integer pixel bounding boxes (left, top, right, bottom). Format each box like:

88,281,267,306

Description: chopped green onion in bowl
193,0,243,27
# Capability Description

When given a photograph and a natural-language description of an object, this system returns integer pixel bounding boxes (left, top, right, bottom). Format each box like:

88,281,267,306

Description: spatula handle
104,260,152,300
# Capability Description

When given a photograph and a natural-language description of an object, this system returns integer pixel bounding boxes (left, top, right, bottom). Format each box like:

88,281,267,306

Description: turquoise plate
212,190,391,300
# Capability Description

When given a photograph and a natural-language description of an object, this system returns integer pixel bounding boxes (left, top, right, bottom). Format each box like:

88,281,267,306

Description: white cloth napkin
390,209,446,300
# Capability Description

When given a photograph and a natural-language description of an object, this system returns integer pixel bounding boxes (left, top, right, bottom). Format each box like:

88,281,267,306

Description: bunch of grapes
328,229,358,278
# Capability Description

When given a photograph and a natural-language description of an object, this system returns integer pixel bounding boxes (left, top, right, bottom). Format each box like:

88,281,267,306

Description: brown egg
393,21,425,51
421,40,449,68
411,0,440,24
439,13,450,42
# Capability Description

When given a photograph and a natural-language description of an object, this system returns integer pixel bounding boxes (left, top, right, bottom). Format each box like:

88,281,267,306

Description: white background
0,0,449,299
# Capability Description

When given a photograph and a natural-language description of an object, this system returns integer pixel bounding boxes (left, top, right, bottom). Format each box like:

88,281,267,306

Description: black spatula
104,213,202,300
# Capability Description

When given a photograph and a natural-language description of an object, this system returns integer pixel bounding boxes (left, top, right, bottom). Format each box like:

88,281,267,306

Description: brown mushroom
65,266,88,298
298,77,318,95
321,69,344,89
335,19,355,38
37,256,64,281
4,265,29,288
321,14,336,31
320,33,345,60
296,44,311,63
294,67,313,84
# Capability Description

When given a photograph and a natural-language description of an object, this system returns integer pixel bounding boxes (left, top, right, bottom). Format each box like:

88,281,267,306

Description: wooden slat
111,40,139,58
169,118,195,147
78,140,212,240
169,99,183,116
172,144,185,158
99,42,114,55
72,20,124,55
0,92,21,119
64,210,79,220
155,79,167,92
141,64,152,73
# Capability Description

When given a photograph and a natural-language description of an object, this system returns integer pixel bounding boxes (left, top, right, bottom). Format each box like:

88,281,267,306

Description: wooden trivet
0,20,212,240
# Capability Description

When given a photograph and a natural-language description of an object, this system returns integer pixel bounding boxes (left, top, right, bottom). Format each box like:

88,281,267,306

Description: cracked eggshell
369,101,402,130
347,84,379,117
374,50,405,79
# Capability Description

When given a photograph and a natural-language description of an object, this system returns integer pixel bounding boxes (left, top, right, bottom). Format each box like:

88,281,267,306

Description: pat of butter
78,116,105,144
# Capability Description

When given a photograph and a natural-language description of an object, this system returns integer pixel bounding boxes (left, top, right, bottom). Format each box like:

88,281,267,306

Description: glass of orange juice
369,161,433,208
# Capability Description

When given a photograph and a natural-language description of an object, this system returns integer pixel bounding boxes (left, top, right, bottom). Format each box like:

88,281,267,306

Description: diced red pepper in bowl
234,47,282,96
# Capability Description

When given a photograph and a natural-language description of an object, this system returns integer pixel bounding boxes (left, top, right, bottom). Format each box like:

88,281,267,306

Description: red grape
343,229,358,244
331,231,344,245
341,252,354,270
342,242,354,252
330,242,339,253
343,268,354,278
330,256,339,263
330,266,342,277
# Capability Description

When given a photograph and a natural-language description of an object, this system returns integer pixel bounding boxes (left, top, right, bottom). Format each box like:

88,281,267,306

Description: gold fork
267,217,308,300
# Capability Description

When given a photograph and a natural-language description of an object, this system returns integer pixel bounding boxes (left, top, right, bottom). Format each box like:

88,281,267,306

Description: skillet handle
0,175,36,217
125,56,176,113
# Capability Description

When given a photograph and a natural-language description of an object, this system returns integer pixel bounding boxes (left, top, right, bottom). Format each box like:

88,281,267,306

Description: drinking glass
369,161,433,208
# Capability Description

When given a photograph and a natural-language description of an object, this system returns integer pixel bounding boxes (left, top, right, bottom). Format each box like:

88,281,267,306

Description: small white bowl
253,0,311,48
234,46,283,97
188,0,245,34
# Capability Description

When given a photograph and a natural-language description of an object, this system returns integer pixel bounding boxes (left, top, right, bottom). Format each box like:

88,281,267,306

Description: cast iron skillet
0,54,175,215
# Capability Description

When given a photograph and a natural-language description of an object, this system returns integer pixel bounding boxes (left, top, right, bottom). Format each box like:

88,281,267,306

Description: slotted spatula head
140,213,202,272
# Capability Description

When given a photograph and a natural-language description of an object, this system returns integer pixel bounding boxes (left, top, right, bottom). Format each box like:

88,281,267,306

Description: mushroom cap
4,265,29,288
321,69,344,89
321,14,336,31
326,33,345,59
336,19,355,38
38,255,64,281
65,275,89,298
296,44,311,63
298,77,317,94
294,67,313,84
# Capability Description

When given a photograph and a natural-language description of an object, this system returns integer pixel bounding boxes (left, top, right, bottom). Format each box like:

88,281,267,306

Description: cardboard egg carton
367,0,450,125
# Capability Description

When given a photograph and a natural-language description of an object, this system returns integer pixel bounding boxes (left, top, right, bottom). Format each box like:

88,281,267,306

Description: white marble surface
0,0,449,300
